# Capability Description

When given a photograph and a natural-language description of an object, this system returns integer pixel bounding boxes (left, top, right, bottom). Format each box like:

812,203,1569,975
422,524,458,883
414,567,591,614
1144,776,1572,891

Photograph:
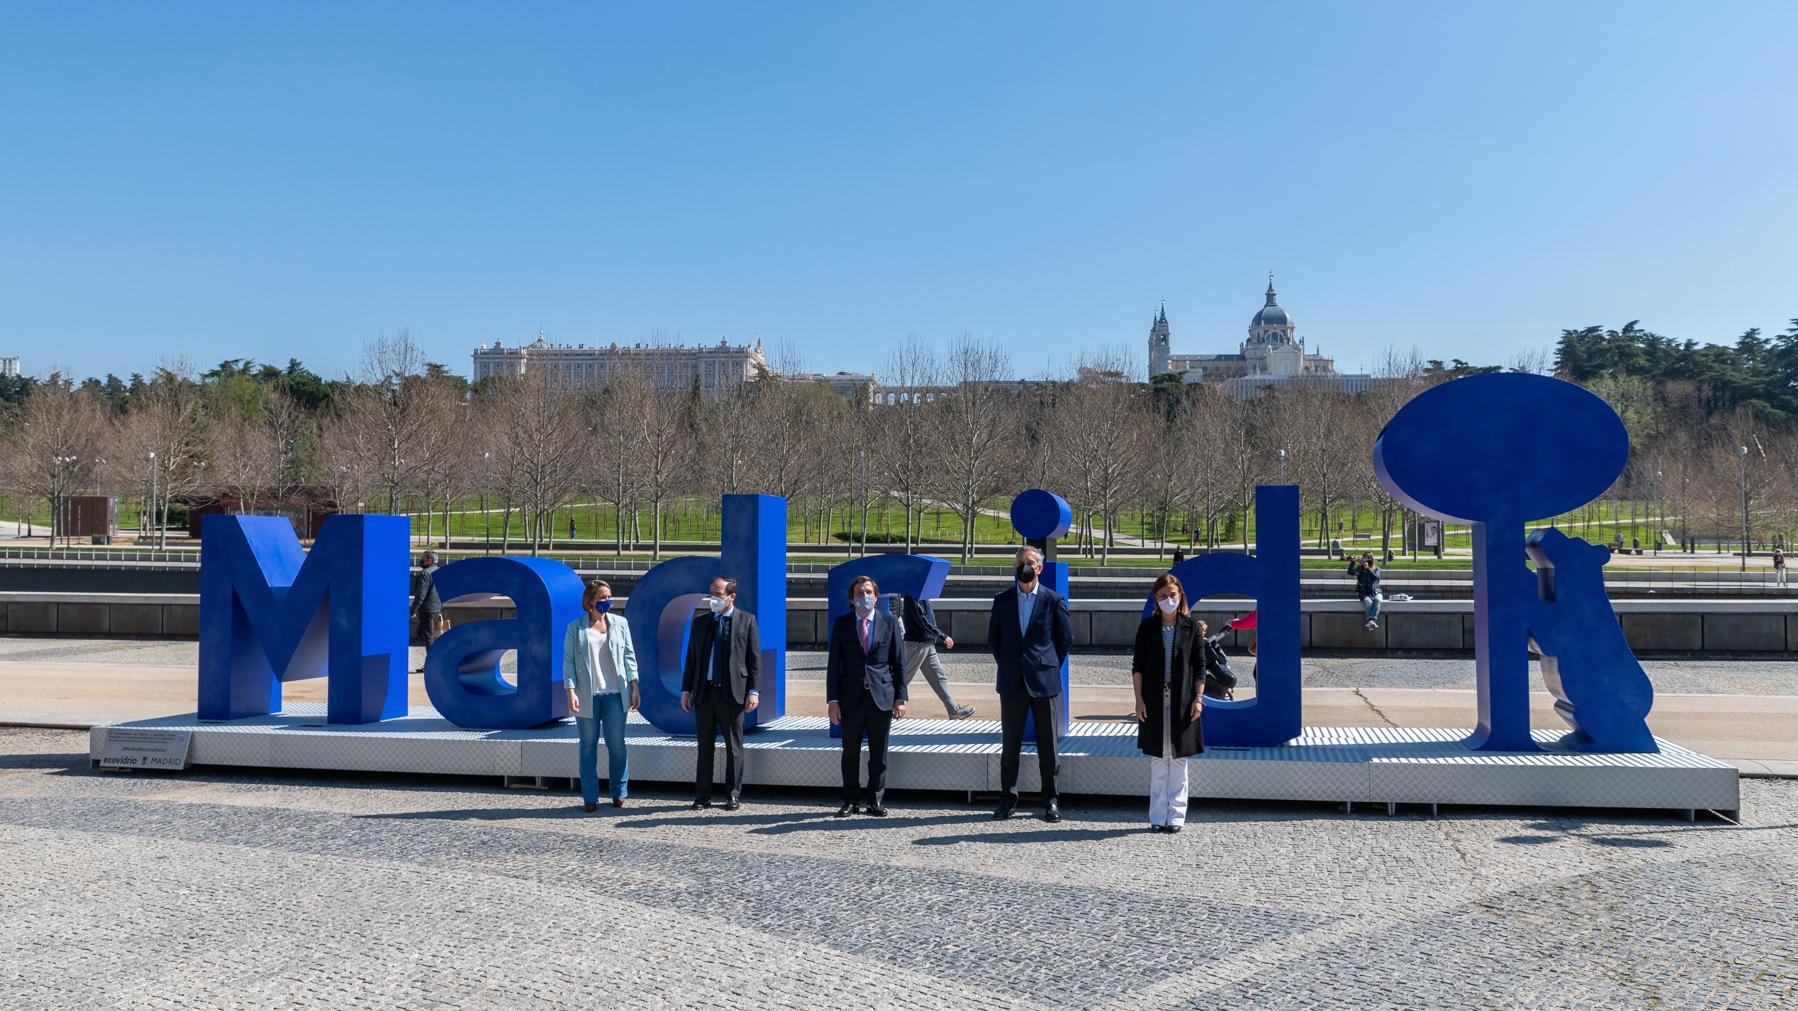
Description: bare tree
326,330,436,516
868,338,942,551
485,370,584,555
1045,352,1147,563
132,364,209,547
928,336,1015,561
3,374,105,545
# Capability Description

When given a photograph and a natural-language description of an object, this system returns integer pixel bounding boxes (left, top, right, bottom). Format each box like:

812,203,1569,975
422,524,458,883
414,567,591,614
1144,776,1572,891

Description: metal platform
89,706,1741,817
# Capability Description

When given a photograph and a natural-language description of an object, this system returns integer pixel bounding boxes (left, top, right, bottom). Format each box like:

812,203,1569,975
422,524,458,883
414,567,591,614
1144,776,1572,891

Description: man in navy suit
827,575,908,816
988,545,1073,822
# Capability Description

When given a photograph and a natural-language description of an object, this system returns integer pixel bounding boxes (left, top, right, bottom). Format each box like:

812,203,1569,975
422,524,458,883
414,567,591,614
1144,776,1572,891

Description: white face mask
1157,596,1179,614
708,595,729,614
855,594,876,613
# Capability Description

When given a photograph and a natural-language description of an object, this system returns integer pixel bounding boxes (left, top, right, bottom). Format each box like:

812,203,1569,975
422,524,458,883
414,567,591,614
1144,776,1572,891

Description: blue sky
2,2,1794,382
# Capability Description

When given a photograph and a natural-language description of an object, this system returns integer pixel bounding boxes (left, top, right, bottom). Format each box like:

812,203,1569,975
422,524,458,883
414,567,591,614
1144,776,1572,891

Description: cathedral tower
1148,303,1171,378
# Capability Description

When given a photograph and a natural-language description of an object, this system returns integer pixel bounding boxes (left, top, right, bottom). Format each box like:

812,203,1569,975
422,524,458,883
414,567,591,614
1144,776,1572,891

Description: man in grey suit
680,576,761,810
988,545,1073,822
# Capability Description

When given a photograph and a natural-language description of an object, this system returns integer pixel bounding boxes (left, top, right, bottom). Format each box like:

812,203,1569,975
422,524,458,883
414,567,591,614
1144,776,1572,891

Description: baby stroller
1201,628,1239,700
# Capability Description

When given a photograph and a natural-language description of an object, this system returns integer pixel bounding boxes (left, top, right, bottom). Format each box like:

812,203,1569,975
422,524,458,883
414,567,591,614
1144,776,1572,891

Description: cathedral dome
1252,303,1290,327
1252,277,1291,329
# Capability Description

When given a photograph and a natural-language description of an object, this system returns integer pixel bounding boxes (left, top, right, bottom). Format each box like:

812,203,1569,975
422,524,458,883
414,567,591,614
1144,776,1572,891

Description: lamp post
1738,445,1749,573
1653,469,1663,556
52,454,79,548
1277,447,1287,483
858,449,869,557
482,450,492,554
146,451,158,549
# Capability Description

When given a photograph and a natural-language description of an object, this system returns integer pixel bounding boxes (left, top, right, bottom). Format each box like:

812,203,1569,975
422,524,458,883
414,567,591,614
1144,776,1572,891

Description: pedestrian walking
895,592,976,719
1775,547,1787,587
410,551,444,671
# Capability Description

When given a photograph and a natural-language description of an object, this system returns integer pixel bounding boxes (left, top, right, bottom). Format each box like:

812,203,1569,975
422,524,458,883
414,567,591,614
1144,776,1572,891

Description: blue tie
710,615,730,686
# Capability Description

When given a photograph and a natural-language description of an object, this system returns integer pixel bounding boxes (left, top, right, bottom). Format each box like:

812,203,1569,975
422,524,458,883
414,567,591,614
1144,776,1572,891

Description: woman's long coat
1131,614,1206,758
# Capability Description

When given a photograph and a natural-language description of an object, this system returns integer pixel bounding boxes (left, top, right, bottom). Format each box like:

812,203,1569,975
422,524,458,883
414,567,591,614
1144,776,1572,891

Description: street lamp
1277,447,1287,484
859,449,869,557
482,451,492,555
146,451,158,549
1653,469,1663,556
1738,445,1749,573
52,454,78,548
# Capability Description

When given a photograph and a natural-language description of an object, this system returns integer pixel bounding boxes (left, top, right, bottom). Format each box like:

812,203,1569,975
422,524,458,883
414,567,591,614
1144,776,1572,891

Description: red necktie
859,617,870,652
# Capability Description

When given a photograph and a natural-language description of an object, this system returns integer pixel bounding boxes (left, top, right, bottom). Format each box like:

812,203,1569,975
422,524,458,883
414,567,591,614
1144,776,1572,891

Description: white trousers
1149,686,1189,828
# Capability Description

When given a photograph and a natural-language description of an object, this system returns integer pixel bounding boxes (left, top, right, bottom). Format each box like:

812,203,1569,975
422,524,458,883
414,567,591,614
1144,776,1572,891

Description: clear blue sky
3,2,1794,382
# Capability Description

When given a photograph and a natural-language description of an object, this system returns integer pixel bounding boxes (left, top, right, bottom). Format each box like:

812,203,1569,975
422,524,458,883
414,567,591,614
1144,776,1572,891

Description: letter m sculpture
199,514,411,724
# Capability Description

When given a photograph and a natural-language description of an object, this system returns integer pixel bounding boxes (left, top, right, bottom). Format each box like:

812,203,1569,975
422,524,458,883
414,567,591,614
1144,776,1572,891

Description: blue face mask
592,599,613,614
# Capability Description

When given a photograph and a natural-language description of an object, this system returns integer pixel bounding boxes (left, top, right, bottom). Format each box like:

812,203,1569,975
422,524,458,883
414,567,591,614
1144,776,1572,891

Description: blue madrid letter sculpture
1374,372,1656,753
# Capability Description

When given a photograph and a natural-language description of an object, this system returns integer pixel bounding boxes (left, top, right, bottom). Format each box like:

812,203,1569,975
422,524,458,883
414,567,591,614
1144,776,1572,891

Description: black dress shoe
835,803,858,818
1147,824,1164,833
993,800,1016,821
582,803,598,813
722,800,741,811
1044,799,1062,823
612,798,626,808
1168,824,1183,834
691,799,711,810
865,804,888,817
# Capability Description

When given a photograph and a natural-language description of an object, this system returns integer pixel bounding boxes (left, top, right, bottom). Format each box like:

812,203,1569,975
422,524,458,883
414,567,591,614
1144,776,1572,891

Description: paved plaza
0,726,1793,1009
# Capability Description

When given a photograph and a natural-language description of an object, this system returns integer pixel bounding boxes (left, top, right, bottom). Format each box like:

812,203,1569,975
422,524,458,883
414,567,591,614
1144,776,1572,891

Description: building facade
1149,278,1371,397
0,356,19,378
471,333,767,395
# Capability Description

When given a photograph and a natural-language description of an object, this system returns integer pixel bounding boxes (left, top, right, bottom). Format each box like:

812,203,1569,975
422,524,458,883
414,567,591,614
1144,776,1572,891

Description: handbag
430,613,451,637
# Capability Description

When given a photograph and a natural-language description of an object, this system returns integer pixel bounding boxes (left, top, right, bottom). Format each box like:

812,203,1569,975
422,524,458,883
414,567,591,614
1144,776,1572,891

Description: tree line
4,322,1796,561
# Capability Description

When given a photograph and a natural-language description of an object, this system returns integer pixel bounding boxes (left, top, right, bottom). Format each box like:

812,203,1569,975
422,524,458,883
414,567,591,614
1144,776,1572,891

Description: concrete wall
1,592,1793,655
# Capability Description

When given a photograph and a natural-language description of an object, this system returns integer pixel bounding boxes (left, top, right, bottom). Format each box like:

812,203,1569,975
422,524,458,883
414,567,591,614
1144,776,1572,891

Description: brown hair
847,575,879,600
582,579,612,612
1150,573,1189,617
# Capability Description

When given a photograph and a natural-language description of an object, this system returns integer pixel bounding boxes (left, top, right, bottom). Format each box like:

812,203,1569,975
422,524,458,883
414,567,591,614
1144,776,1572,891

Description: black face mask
1016,564,1036,584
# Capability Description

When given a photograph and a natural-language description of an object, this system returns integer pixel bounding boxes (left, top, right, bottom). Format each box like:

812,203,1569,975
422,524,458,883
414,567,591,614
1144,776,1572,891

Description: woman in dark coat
1131,572,1206,833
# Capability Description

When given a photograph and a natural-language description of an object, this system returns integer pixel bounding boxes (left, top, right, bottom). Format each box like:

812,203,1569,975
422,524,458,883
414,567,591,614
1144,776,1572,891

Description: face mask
708,595,729,614
592,599,613,615
855,594,876,613
1157,596,1178,614
1016,564,1036,584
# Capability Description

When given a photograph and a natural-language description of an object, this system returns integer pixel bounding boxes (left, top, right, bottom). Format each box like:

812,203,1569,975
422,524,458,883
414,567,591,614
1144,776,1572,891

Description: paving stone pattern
0,728,1792,1009
4,638,1793,696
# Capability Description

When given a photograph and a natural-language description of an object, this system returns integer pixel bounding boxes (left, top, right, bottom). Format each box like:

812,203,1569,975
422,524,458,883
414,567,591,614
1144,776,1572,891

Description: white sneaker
1365,620,1377,630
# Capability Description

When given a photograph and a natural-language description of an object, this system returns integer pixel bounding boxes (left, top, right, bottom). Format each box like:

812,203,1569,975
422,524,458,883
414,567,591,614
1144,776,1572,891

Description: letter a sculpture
1374,372,1656,753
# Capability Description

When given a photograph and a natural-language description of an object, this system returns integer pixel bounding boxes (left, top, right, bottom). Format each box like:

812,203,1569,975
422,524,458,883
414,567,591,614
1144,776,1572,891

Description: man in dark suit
680,576,761,810
988,545,1073,822
827,575,908,817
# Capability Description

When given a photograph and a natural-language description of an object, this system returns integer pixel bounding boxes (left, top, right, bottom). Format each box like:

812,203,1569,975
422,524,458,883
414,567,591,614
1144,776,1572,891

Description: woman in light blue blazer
563,579,639,811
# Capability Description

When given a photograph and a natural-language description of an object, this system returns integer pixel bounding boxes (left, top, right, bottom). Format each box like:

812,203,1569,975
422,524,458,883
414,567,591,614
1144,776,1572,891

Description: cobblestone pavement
1,727,1793,1009
2,637,1793,696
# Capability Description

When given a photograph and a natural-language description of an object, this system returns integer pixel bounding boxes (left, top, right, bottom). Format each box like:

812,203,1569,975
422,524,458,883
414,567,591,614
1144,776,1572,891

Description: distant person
1171,546,1187,566
409,551,443,671
680,576,761,811
988,545,1073,822
1131,573,1205,833
895,592,976,719
1347,552,1383,631
1775,547,1788,587
827,576,907,817
562,579,639,811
